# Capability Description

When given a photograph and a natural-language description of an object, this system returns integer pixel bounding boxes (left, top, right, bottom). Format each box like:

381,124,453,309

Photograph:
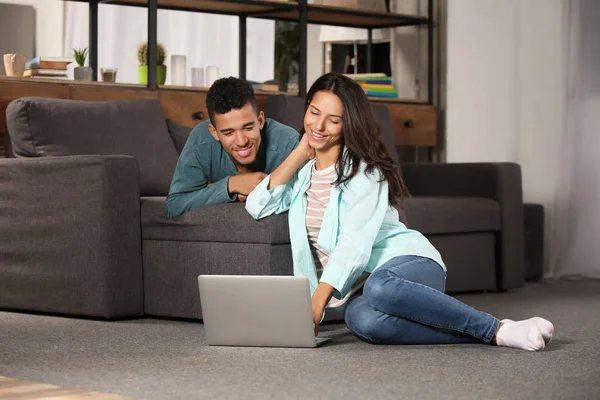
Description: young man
166,77,299,218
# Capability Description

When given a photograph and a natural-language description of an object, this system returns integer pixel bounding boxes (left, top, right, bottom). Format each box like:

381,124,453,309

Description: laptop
198,275,331,348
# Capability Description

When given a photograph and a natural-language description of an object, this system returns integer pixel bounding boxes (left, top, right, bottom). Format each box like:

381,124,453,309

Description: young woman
246,72,553,351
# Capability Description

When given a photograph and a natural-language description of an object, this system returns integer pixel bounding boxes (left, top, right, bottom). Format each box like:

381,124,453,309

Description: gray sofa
0,96,525,320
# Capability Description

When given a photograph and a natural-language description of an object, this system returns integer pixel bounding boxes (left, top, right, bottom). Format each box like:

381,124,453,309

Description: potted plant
274,22,299,92
73,48,93,81
137,42,167,85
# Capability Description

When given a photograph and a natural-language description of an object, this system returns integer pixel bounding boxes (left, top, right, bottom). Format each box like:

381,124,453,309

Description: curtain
553,0,600,278
63,2,274,84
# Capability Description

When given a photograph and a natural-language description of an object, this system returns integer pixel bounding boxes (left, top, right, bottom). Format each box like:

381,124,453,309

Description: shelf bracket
367,28,373,73
299,0,307,97
239,15,247,80
148,0,158,89
89,0,98,81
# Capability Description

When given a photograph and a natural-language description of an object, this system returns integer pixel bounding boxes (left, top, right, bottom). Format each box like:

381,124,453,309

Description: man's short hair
206,77,259,124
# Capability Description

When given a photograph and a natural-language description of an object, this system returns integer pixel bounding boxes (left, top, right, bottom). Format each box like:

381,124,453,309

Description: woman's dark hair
206,77,258,124
303,72,410,210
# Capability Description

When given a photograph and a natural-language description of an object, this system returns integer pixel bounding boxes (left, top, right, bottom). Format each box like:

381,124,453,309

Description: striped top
305,163,370,308
305,163,337,277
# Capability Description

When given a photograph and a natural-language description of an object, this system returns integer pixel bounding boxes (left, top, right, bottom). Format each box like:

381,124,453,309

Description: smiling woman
246,72,554,351
301,73,409,211
304,91,343,170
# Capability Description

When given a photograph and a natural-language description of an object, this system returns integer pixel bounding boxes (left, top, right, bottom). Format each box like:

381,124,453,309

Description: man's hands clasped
228,172,268,202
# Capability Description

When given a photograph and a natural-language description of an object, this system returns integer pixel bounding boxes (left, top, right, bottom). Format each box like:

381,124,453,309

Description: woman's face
303,90,344,151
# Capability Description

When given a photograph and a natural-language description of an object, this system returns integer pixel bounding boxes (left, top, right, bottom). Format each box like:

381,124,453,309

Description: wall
0,3,35,68
390,0,429,101
1,0,64,57
306,24,324,90
446,0,566,274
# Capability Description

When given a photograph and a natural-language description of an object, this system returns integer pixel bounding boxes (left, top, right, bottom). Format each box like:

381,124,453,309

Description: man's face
208,103,264,168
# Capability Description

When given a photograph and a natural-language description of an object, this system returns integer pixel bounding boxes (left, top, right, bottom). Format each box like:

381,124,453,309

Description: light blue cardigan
245,159,446,303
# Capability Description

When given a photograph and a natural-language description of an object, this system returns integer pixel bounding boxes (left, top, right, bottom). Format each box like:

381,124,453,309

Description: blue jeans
344,255,500,345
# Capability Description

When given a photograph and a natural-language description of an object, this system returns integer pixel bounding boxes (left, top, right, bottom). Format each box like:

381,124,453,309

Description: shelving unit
70,0,433,101
1,1,437,158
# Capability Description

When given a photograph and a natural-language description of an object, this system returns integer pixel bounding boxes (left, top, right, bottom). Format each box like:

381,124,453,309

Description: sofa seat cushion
404,196,501,235
6,97,179,196
141,197,290,244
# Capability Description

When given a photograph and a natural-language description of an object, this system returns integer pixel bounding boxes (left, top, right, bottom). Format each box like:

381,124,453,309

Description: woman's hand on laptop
312,301,324,336
311,282,335,336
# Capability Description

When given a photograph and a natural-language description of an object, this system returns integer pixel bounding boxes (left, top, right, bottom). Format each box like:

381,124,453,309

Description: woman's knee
344,297,382,342
362,269,394,305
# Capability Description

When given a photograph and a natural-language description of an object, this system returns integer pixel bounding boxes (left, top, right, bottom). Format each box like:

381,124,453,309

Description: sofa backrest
263,95,399,164
263,95,306,133
5,97,179,196
4,125,14,158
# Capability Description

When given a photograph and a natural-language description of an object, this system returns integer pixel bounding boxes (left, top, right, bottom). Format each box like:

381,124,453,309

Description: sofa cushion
6,97,179,196
142,195,499,244
404,196,501,234
141,197,290,244
166,119,193,154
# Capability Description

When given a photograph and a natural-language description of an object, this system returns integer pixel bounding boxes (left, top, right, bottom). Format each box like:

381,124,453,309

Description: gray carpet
1,279,599,400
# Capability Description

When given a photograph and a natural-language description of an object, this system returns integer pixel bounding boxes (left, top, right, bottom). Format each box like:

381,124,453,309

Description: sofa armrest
0,155,143,318
400,162,524,290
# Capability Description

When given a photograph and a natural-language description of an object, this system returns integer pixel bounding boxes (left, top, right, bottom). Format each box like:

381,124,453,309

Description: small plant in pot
274,22,299,92
73,47,93,81
138,42,167,85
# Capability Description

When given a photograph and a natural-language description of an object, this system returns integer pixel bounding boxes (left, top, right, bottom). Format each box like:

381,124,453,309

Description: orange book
359,83,394,89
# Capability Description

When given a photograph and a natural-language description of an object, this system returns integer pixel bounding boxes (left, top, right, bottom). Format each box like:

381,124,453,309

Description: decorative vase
138,65,167,85
74,66,93,81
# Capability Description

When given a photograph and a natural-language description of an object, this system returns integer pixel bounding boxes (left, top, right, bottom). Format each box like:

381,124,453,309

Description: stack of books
23,57,73,79
345,73,398,99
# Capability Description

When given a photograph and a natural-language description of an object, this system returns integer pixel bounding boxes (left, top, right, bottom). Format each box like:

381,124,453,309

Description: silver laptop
198,275,331,348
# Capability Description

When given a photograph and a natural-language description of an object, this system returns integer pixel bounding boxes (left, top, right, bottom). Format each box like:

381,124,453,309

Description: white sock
495,320,545,351
501,317,554,344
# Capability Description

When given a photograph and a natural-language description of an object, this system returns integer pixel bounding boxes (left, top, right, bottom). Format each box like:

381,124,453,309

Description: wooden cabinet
157,90,208,127
0,77,436,157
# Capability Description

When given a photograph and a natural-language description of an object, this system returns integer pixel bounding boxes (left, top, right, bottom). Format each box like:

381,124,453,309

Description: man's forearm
166,178,234,217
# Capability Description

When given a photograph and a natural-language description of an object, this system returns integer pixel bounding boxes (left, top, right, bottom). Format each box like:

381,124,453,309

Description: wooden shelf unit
1,1,436,156
68,0,433,101
89,0,428,28
0,77,438,158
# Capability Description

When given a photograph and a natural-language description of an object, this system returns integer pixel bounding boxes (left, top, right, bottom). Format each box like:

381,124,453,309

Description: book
30,75,70,80
359,83,394,89
364,88,398,98
260,83,280,92
354,76,392,81
26,56,72,70
363,87,397,94
344,73,386,79
362,79,393,84
28,56,73,63
24,69,68,77
367,92,398,98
